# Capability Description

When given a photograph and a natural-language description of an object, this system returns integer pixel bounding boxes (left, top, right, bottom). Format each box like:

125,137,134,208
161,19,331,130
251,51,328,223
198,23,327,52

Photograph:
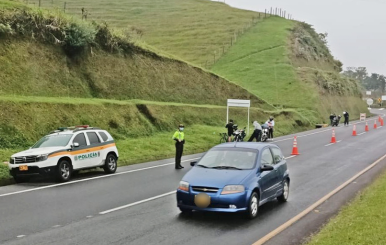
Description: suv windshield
32,134,72,149
197,148,258,170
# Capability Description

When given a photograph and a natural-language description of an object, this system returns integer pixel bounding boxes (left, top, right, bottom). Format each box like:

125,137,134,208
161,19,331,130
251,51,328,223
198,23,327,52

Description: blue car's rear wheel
245,192,259,219
277,179,289,202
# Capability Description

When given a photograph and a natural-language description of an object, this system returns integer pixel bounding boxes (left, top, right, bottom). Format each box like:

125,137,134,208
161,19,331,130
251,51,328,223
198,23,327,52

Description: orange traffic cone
381,118,384,126
331,129,337,143
352,125,357,136
374,120,377,129
291,136,300,155
365,121,369,132
379,116,381,122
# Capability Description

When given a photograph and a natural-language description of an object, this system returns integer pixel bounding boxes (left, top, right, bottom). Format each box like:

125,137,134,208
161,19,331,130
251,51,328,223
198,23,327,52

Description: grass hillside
211,17,368,122
0,1,313,184
21,0,263,67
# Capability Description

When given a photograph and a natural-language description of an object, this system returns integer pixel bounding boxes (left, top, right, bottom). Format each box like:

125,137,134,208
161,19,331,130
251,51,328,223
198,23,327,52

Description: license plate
194,193,211,208
19,165,28,171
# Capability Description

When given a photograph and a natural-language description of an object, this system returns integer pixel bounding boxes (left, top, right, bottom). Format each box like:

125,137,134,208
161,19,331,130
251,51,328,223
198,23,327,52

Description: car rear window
87,132,101,145
98,132,109,142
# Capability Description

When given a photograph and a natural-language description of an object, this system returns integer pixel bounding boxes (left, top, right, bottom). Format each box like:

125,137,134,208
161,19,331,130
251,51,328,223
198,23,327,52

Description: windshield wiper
212,166,242,170
197,164,210,168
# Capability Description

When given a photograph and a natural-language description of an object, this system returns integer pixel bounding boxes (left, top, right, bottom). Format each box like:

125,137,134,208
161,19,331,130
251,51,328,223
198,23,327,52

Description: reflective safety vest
172,131,184,141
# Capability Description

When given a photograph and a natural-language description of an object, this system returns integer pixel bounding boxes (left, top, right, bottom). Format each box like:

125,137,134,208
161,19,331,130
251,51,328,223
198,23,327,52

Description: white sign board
227,99,251,108
226,99,251,135
382,95,386,101
366,91,371,95
367,99,373,106
360,113,366,121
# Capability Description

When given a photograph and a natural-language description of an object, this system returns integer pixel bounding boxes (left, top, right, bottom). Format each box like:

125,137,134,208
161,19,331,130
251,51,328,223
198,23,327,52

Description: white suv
9,125,119,183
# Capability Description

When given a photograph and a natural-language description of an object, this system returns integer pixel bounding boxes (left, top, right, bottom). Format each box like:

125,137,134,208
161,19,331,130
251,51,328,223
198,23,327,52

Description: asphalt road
0,110,385,245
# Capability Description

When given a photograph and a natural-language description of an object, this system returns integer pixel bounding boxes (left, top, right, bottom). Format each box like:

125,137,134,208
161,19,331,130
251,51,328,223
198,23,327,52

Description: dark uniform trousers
248,129,261,142
175,142,184,168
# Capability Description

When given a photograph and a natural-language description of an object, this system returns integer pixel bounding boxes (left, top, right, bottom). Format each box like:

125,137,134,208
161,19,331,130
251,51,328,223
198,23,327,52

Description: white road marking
379,108,384,110
324,140,342,147
16,235,25,238
86,216,93,218
285,155,297,160
99,191,176,215
252,152,386,245
357,132,366,136
52,225,61,228
0,158,200,198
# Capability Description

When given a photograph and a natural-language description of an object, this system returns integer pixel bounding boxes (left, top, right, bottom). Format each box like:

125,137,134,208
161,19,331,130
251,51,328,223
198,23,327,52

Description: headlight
178,181,189,192
221,185,245,195
36,154,48,162
9,158,14,164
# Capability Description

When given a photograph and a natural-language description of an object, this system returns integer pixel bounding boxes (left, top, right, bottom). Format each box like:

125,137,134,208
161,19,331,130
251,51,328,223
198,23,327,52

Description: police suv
9,125,119,183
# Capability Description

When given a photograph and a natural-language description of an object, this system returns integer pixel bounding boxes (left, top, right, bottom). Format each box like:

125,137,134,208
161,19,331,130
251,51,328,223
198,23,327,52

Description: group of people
225,117,275,143
171,117,276,169
329,111,350,127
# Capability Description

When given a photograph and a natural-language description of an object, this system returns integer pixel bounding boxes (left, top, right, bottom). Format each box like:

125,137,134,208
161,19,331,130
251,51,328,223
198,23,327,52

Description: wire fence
22,0,294,68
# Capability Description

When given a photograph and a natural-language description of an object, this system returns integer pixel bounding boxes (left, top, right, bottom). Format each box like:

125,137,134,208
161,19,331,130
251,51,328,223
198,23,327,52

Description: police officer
172,124,185,169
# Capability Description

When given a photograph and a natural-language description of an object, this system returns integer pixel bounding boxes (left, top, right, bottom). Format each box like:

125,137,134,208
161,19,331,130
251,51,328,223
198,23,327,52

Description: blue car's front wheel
245,192,259,219
179,207,192,213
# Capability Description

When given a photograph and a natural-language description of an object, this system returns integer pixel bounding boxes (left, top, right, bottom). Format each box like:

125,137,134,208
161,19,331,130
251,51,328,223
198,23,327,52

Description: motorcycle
232,125,246,142
261,128,269,142
332,115,341,127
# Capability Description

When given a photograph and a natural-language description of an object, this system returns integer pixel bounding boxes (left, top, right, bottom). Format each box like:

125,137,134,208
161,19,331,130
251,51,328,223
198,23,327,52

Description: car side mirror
261,165,274,172
190,161,197,167
73,142,80,148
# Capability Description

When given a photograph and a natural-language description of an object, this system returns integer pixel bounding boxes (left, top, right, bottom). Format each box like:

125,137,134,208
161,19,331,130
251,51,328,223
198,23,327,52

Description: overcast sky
216,0,386,75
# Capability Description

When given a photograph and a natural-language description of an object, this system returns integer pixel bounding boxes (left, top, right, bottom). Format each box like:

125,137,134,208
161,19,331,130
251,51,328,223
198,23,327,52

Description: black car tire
56,160,72,182
103,154,117,174
13,175,27,183
277,179,289,203
245,192,259,219
179,207,192,213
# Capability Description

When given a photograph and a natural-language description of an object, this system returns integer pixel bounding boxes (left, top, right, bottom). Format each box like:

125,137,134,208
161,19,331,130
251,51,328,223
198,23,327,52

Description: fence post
284,11,286,19
270,7,272,15
64,2,66,12
265,9,266,18
280,9,282,17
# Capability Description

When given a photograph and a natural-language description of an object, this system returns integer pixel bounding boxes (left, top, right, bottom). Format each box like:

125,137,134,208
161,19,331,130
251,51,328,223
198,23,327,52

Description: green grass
212,17,309,108
307,171,386,245
20,0,264,66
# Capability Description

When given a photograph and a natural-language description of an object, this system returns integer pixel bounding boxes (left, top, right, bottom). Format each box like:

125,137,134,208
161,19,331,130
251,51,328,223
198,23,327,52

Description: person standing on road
172,124,185,169
343,111,349,126
248,121,262,142
265,116,275,140
329,113,335,126
225,119,234,142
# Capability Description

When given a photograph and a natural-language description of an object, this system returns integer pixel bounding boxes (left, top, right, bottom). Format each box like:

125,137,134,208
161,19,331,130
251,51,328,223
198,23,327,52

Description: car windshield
197,148,258,170
31,134,73,148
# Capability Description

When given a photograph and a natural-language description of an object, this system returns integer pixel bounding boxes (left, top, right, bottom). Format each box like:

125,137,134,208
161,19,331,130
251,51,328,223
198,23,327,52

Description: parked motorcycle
232,125,246,142
332,115,341,127
261,123,269,142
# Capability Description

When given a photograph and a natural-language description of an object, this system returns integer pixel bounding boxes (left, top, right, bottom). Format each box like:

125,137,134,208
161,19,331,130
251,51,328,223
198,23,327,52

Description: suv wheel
56,160,72,182
103,154,117,174
13,175,27,183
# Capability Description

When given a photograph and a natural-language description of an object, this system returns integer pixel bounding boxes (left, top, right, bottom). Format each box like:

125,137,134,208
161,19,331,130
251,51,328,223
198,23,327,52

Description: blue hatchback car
176,142,290,219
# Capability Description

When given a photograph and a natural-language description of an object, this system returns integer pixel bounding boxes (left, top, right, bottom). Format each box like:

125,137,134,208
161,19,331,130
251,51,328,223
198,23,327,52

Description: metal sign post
226,99,251,135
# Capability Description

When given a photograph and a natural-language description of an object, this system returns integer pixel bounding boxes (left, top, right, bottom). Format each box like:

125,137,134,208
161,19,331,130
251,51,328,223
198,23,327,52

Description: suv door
258,147,280,200
84,131,103,167
71,132,89,169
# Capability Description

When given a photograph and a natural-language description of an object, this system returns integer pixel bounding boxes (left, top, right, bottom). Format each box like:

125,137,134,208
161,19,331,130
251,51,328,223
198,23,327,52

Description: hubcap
108,157,116,171
61,163,70,179
283,181,289,199
251,196,258,216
